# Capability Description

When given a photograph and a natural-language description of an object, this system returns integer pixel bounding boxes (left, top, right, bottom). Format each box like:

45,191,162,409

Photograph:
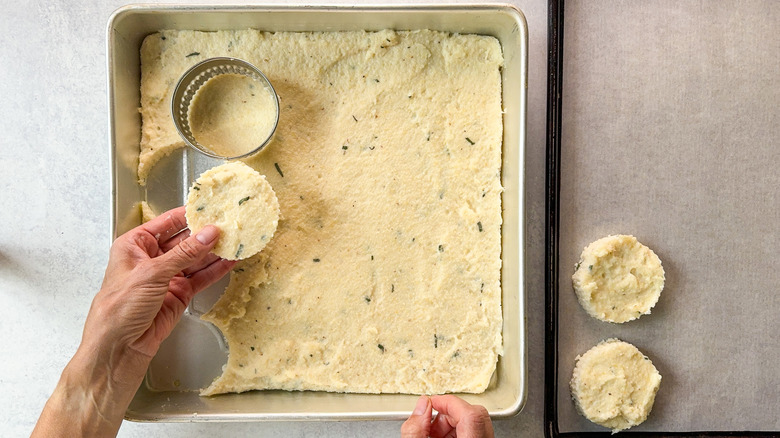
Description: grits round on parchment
571,339,662,433
572,235,665,323
185,161,279,260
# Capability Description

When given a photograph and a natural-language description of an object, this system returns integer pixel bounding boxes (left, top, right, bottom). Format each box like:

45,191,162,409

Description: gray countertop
0,0,548,436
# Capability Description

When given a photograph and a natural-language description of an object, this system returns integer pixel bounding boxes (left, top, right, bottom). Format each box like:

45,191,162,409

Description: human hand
83,205,234,359
33,206,234,438
401,395,494,438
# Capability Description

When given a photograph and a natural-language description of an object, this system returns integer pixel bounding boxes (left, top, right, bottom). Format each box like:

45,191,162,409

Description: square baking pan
108,3,527,422
545,0,780,436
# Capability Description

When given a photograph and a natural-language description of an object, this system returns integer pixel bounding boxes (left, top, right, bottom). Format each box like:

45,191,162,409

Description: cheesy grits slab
140,29,504,395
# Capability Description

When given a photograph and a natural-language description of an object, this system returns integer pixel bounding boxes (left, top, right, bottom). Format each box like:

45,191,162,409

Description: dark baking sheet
544,0,780,436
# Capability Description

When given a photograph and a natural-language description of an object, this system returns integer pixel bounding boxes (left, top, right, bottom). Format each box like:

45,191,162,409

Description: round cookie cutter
171,57,280,160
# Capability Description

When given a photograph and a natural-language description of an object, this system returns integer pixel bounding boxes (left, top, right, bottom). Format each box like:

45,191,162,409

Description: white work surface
2,0,777,437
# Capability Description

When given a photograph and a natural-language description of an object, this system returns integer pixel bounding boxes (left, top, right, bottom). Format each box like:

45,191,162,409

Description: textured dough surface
189,73,277,158
140,29,503,395
570,339,662,433
572,235,664,323
185,161,279,260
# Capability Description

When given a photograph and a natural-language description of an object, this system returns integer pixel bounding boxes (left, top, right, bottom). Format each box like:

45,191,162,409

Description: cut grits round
185,161,279,260
572,235,664,323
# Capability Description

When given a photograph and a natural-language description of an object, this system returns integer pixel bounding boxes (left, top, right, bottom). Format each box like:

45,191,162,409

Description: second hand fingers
429,413,456,438
431,396,493,438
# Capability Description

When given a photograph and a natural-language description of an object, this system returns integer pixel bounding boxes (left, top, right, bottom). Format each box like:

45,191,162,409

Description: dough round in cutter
185,161,280,260
570,339,662,433
572,234,664,323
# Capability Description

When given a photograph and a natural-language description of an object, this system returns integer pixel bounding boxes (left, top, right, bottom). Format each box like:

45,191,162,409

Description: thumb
401,396,432,438
156,225,220,277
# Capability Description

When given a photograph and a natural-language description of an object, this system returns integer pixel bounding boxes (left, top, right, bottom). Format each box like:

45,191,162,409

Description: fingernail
413,395,428,415
195,226,219,244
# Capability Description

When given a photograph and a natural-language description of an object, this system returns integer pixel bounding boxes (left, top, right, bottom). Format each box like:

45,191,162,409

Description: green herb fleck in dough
235,243,244,258
588,265,593,271
313,258,320,263
408,349,414,358
452,350,460,358
574,261,582,271
352,115,358,122
160,35,166,41
192,186,200,191
186,52,200,57
378,344,385,352
274,162,284,177
438,244,444,253
238,196,251,206
391,284,395,293
465,137,475,145
196,206,205,212
342,145,348,150
477,221,483,232
364,296,371,303
250,346,255,351
434,333,438,348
